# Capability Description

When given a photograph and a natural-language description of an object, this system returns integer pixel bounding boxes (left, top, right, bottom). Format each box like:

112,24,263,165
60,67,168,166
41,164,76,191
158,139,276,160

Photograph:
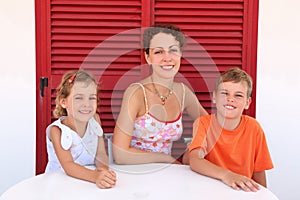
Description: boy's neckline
213,114,243,131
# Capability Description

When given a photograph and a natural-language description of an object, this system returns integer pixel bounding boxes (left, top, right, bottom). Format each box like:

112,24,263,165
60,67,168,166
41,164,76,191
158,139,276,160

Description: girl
45,70,116,189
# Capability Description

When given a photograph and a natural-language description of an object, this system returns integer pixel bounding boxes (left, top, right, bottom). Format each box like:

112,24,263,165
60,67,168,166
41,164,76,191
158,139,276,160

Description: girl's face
213,81,251,120
61,81,98,123
145,32,182,79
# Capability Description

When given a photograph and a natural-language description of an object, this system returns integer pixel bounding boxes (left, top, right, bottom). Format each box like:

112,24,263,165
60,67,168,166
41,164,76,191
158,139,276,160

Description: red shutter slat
153,0,256,158
49,0,145,150
36,0,258,173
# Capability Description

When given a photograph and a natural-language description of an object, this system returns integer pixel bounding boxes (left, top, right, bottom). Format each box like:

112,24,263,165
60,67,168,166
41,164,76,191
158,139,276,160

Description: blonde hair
214,67,253,98
53,70,99,118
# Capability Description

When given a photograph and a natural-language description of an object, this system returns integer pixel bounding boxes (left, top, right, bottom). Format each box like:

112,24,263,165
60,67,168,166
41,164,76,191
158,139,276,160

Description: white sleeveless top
45,116,103,172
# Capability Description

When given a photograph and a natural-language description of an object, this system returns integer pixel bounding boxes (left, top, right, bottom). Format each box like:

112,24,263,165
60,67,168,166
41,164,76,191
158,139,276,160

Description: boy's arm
252,171,267,187
189,149,260,192
189,149,229,181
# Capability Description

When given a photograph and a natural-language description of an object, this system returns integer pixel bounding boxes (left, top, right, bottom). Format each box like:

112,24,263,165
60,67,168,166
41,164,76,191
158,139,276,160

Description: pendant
160,96,167,105
150,76,173,106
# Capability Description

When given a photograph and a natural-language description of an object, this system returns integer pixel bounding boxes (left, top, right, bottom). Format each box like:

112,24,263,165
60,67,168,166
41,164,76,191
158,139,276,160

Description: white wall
1,0,300,199
257,0,300,199
0,0,36,195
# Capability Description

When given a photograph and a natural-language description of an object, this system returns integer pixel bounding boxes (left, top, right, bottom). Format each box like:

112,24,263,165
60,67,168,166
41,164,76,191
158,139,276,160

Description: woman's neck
150,74,174,89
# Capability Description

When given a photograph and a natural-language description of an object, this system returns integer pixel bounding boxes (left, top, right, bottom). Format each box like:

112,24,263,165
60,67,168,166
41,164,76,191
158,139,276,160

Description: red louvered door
36,0,150,174
36,0,258,174
152,0,259,156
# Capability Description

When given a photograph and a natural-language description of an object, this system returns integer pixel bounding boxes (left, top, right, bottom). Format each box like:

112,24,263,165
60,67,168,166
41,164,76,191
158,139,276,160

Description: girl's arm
50,126,116,188
93,113,109,168
94,135,117,188
50,126,99,183
189,148,260,192
93,114,116,187
94,136,109,169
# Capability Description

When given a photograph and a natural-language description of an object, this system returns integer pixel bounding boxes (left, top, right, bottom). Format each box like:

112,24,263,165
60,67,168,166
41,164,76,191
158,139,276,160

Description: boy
189,68,273,192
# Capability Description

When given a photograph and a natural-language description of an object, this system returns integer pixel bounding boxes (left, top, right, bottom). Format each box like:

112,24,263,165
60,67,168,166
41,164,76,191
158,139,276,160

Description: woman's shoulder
125,82,144,92
119,82,147,114
123,82,147,98
173,82,196,95
179,82,193,91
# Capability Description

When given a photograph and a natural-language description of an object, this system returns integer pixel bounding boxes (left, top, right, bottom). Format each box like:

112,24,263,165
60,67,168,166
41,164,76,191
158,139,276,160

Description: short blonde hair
214,67,253,98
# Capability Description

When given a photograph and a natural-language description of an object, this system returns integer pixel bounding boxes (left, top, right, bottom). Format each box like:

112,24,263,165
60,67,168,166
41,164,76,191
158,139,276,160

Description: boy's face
61,81,98,123
213,81,251,120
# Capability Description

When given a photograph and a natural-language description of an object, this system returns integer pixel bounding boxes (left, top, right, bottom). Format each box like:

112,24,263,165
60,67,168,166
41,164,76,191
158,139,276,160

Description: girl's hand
221,171,260,192
95,167,116,189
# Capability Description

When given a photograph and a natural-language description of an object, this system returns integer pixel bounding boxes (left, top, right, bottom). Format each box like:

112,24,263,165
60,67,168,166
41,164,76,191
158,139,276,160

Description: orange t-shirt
189,114,274,178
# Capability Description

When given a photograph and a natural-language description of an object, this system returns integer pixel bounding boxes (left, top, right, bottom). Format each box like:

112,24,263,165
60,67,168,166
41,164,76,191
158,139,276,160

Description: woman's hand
95,167,117,189
221,171,260,192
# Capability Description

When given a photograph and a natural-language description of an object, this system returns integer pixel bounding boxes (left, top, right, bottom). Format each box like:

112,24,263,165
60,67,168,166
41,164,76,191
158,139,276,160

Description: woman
112,24,207,164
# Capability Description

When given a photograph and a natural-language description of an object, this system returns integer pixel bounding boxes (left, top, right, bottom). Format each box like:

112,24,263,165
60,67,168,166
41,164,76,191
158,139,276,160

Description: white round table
0,163,278,200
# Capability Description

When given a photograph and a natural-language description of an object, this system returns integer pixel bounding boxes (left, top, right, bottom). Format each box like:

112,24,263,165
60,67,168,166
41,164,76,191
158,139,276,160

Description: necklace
151,76,173,105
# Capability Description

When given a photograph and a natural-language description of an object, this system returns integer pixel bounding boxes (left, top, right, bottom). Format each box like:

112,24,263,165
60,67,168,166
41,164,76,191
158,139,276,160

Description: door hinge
40,77,48,97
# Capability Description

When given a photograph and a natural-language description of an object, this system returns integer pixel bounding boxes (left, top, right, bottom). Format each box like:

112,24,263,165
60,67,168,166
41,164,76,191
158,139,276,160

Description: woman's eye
90,97,97,100
154,50,162,54
75,97,83,100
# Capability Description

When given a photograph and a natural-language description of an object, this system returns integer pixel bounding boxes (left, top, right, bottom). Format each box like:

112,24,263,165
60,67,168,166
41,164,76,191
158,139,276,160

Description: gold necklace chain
151,76,173,105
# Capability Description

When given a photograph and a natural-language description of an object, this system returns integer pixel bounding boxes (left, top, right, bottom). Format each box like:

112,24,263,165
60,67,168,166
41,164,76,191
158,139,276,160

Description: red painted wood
35,0,52,175
35,0,259,173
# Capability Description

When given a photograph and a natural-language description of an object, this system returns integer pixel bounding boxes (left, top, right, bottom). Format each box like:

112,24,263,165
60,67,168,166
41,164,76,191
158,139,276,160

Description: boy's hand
221,171,260,192
95,167,116,189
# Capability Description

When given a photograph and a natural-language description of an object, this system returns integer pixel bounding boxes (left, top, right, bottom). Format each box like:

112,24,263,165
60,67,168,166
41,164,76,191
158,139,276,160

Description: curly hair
143,24,186,55
53,69,99,118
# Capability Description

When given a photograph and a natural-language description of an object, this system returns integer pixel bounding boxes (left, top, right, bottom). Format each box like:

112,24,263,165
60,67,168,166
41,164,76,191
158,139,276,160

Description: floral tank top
131,83,185,155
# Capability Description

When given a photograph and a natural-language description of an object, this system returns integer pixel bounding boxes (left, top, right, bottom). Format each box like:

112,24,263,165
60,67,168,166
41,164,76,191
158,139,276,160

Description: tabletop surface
0,163,279,200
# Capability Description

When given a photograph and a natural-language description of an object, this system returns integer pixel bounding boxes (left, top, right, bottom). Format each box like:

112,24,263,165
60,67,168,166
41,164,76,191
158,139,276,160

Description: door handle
40,77,48,97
